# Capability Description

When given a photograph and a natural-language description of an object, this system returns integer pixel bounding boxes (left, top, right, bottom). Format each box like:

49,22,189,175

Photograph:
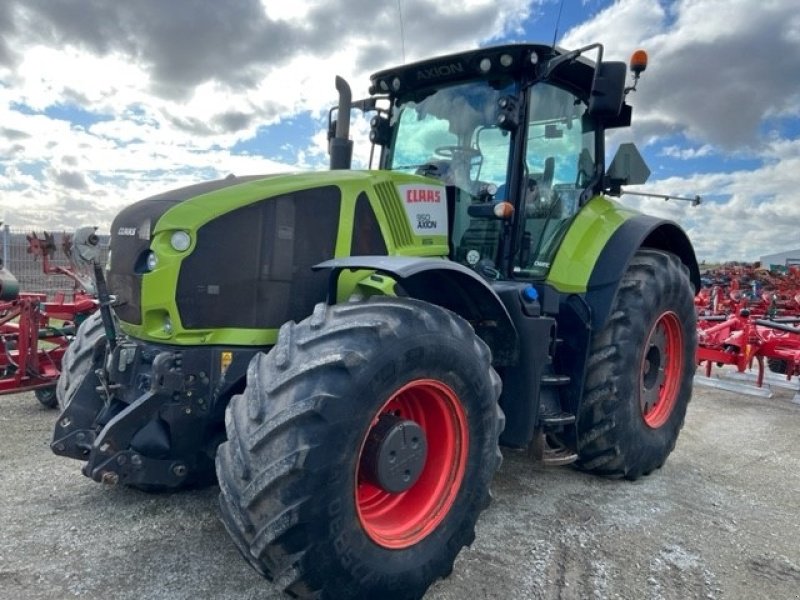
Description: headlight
170,230,191,252
146,251,158,271
163,315,173,335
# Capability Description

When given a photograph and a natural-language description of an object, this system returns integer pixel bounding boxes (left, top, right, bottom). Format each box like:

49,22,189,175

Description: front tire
216,298,503,599
576,249,696,480
56,311,105,412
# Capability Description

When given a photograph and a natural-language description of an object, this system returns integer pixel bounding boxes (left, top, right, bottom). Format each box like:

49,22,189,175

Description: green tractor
52,41,698,598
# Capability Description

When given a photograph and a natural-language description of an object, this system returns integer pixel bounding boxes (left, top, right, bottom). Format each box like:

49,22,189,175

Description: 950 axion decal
397,183,448,237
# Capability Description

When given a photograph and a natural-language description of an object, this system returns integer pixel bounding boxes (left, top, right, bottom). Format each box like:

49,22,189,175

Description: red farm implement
0,228,99,407
695,264,800,318
696,264,800,400
697,310,800,382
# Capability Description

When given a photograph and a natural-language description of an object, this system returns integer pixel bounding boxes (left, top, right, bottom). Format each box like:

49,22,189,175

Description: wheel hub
360,414,428,494
640,312,683,428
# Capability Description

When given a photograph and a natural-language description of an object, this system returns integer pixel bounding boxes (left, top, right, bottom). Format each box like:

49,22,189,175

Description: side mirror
588,61,626,118
606,143,650,193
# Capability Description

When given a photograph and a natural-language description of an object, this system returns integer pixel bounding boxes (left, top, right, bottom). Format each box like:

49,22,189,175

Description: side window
515,84,595,278
524,84,593,203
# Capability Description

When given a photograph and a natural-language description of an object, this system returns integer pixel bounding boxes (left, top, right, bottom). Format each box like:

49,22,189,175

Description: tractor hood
107,170,448,345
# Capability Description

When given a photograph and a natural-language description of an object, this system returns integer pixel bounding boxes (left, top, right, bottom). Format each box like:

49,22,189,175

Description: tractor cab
331,43,647,281
384,77,593,280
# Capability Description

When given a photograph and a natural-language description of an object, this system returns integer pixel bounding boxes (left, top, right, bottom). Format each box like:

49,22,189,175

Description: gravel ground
1,380,799,600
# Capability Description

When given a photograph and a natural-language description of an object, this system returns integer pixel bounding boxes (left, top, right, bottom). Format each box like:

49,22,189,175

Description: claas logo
406,189,441,203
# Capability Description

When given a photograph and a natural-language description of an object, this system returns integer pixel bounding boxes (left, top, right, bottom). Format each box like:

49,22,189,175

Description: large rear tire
216,298,504,599
576,249,696,480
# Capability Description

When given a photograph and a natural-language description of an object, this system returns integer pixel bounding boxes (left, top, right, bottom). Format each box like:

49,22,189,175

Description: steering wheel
434,146,481,160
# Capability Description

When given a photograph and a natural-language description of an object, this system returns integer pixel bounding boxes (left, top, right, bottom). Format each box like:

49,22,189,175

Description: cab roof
369,43,597,103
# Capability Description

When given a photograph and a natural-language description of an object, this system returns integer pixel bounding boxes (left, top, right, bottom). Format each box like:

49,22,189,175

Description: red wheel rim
356,379,469,549
640,311,683,428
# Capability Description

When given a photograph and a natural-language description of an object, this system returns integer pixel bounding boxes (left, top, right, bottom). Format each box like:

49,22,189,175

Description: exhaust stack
329,76,354,170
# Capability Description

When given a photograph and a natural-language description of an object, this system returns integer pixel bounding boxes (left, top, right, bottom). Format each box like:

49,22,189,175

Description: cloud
660,144,714,160
0,1,15,66
0,0,796,266
559,0,800,262
1,127,29,141
11,1,296,98
561,0,800,150
0,0,539,231
623,136,800,261
51,168,89,191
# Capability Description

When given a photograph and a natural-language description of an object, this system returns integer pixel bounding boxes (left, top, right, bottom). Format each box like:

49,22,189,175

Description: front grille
176,186,341,329
106,175,273,326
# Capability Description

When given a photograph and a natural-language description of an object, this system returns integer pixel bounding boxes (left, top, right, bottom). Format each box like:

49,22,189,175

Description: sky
0,0,798,262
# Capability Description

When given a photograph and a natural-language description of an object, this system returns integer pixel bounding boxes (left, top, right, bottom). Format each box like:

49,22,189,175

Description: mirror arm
539,43,603,81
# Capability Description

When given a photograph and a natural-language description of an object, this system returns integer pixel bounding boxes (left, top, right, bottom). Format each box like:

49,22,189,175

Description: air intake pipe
329,76,354,170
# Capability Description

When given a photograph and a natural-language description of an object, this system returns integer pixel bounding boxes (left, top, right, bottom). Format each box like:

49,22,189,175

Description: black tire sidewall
35,387,58,408
56,311,105,411
301,331,498,596
612,280,695,473
767,358,787,375
578,250,696,479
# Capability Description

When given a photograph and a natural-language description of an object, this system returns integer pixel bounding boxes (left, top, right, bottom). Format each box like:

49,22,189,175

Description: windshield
386,81,515,192
386,81,515,267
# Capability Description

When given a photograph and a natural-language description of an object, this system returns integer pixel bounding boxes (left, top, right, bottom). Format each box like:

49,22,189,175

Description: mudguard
546,204,699,417
314,256,518,365
585,215,700,330
547,196,699,331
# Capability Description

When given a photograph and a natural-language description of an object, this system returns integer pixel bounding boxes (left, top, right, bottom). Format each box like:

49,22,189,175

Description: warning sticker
397,183,448,237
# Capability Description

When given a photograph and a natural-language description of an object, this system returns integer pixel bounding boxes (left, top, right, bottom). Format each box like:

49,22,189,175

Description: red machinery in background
696,264,800,393
0,228,99,407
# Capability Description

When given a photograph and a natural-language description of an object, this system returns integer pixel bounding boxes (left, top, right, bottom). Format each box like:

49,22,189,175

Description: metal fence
1,225,109,297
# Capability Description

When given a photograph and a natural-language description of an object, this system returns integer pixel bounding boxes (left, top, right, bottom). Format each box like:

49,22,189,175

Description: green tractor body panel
113,170,449,345
546,195,640,294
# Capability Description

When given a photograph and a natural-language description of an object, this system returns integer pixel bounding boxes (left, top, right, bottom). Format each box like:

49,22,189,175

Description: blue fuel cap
522,286,538,302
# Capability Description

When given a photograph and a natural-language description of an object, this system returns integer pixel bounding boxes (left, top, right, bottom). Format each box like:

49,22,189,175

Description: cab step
539,412,576,428
541,374,571,386
530,431,578,466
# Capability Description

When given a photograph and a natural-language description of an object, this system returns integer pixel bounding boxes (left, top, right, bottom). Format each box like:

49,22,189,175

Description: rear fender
555,215,699,417
314,256,518,365
586,215,700,331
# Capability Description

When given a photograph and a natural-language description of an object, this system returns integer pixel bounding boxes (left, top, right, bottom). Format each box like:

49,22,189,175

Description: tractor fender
586,214,700,331
314,256,518,365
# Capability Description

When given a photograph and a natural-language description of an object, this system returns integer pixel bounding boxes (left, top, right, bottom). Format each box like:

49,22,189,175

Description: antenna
397,0,406,64
552,0,566,47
